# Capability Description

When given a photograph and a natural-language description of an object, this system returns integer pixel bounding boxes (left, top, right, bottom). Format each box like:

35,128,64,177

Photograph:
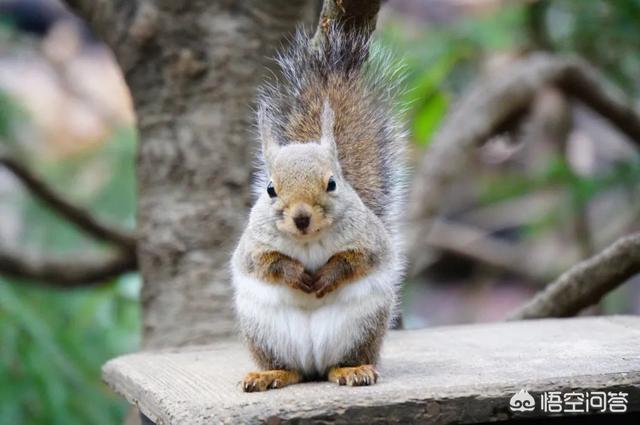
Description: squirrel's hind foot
242,369,301,392
328,365,379,386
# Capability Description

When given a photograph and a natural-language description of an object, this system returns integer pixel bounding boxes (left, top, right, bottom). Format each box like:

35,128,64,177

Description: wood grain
103,316,640,424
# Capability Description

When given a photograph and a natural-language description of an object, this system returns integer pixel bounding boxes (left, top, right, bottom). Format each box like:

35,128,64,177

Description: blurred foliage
378,0,640,237
0,91,25,145
380,0,640,319
20,128,137,255
379,5,529,146
480,156,640,240
535,0,640,94
479,157,640,207
0,90,138,424
0,277,139,425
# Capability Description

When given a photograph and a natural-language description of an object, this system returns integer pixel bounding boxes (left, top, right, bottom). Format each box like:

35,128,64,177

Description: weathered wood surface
103,316,640,424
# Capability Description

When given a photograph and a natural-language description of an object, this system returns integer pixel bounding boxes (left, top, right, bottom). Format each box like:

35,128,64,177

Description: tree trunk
115,1,314,349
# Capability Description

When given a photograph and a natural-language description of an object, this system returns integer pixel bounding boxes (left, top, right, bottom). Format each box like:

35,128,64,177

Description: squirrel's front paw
328,365,379,386
285,271,314,293
313,270,337,298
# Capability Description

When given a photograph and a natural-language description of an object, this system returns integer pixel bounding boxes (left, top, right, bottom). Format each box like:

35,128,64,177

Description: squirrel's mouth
276,214,332,242
277,223,326,242
289,227,324,242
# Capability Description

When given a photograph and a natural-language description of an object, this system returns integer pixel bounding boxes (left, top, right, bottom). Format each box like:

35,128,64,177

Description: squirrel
231,25,407,392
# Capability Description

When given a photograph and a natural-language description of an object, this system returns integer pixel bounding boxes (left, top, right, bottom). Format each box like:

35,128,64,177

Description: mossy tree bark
63,0,316,348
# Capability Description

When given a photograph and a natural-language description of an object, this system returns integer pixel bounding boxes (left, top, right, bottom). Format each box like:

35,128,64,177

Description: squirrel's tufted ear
320,99,337,158
258,104,280,167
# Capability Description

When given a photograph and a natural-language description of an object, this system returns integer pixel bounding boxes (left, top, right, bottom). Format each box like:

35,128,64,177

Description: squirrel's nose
293,214,310,231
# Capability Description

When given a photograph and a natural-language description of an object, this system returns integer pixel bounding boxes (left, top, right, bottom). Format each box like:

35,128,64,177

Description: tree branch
0,155,137,251
508,233,640,320
407,53,640,273
559,60,640,146
421,220,551,283
312,0,381,48
0,247,137,288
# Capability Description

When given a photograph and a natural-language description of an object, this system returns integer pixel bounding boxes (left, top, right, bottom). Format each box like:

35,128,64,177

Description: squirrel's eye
267,181,277,198
326,176,336,192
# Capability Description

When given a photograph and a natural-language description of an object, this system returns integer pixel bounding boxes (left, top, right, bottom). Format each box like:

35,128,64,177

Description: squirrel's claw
297,272,314,293
242,370,301,392
328,365,379,387
285,271,314,293
314,275,336,298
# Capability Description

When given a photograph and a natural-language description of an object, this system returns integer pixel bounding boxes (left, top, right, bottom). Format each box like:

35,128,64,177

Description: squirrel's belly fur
232,256,398,376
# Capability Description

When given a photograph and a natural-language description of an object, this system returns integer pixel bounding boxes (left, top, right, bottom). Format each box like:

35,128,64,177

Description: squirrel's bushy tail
256,25,407,230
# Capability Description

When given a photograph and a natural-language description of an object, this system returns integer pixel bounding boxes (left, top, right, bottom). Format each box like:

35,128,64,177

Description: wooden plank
102,316,640,424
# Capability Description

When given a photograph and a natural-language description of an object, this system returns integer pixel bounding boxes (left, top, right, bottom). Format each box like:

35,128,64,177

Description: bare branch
508,233,640,320
407,54,640,273
421,220,551,283
0,155,137,251
559,60,640,146
312,0,381,48
408,55,562,271
0,248,137,288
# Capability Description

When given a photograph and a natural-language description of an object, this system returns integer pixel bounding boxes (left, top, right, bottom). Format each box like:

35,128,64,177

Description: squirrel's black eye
267,181,277,198
326,176,336,192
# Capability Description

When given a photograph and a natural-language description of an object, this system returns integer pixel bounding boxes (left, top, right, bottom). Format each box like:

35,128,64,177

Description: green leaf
412,92,450,145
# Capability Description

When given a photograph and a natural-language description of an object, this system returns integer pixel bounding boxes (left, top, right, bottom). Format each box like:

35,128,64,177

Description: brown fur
246,336,284,370
250,251,313,293
285,74,386,217
339,307,389,367
314,248,379,298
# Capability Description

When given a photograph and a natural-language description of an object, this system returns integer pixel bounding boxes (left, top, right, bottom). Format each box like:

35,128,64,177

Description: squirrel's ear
258,105,280,166
320,100,337,157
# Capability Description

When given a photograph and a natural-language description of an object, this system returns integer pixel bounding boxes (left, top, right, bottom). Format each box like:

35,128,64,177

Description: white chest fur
231,261,397,376
277,238,338,273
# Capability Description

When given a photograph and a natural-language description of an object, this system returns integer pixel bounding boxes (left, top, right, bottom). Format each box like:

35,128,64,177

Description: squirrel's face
259,99,347,241
266,144,341,241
